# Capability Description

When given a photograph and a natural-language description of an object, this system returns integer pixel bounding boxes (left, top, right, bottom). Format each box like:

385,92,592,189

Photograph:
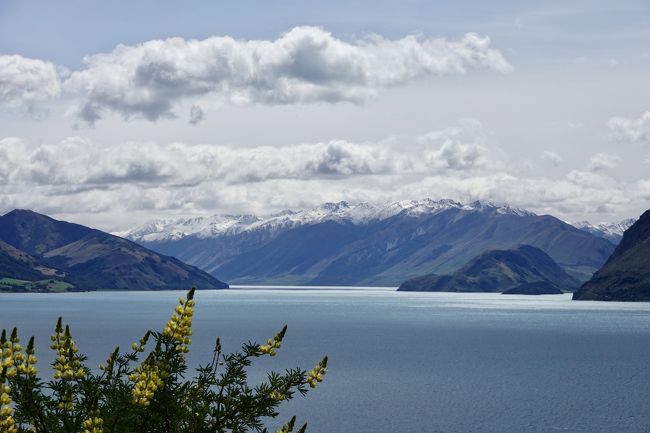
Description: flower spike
260,325,287,357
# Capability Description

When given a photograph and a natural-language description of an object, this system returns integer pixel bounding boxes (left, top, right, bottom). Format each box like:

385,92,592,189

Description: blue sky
3,1,649,66
0,1,649,229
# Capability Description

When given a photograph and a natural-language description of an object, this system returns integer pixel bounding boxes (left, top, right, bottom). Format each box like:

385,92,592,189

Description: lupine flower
0,329,20,380
56,392,75,411
99,347,120,377
50,319,84,382
81,412,104,433
0,383,17,433
0,289,327,432
0,330,19,433
129,358,167,407
17,337,37,376
269,390,286,402
306,357,328,389
131,331,151,353
260,325,287,357
162,289,195,353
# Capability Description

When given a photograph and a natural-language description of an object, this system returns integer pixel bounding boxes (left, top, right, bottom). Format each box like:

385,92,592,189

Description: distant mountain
0,210,228,291
122,200,615,286
120,199,496,242
398,245,579,293
573,209,650,301
572,219,636,244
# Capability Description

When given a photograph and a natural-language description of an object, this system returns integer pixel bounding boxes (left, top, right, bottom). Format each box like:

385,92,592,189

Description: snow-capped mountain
573,218,637,244
120,199,535,242
117,198,614,287
118,214,262,242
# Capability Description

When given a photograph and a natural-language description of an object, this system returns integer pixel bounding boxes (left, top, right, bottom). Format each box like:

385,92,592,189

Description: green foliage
0,278,73,293
0,288,327,433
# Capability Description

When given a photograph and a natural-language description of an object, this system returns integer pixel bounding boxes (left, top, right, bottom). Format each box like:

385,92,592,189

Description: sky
1,0,650,231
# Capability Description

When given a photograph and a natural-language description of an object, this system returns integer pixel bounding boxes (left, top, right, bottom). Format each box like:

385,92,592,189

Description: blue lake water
1,288,650,433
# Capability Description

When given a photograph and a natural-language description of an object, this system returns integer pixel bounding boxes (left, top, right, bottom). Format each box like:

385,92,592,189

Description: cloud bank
0,120,644,230
0,124,489,188
1,27,512,123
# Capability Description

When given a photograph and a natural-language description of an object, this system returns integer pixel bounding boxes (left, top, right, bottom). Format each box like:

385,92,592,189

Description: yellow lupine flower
0,330,22,433
82,413,104,433
0,382,17,433
260,325,287,357
132,331,150,353
306,356,328,389
162,288,195,353
269,390,286,402
50,319,84,382
0,330,14,370
129,358,166,407
0,329,31,382
24,340,39,375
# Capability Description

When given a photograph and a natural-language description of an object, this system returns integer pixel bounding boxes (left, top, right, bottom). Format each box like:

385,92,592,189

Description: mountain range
573,209,650,301
122,199,616,286
398,245,579,293
572,219,636,244
0,210,228,291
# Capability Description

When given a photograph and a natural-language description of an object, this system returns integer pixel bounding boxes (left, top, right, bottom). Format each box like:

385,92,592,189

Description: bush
0,288,327,433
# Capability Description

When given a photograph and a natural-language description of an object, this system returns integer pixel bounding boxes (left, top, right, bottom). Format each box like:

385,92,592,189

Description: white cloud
0,55,61,111
1,119,644,230
587,152,620,171
63,27,511,124
0,121,492,190
417,121,491,170
608,111,650,145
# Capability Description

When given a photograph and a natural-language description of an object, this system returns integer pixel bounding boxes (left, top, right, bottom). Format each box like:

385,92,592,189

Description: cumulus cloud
0,54,61,111
608,111,650,145
63,27,511,124
417,121,491,170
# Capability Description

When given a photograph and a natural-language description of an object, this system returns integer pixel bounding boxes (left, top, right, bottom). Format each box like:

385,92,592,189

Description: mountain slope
398,245,579,292
0,210,94,255
124,200,615,286
573,210,650,301
0,239,66,282
0,210,228,291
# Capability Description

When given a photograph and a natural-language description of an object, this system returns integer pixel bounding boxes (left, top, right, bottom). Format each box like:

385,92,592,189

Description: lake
1,288,650,433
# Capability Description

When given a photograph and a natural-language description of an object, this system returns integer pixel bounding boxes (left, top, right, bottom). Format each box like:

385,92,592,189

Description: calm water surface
2,288,650,433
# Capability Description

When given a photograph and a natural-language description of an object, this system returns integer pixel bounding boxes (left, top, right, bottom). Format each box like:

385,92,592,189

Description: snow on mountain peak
573,218,637,243
120,199,537,242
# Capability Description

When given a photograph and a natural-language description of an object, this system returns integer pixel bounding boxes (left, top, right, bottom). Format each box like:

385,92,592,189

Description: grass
0,277,74,292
